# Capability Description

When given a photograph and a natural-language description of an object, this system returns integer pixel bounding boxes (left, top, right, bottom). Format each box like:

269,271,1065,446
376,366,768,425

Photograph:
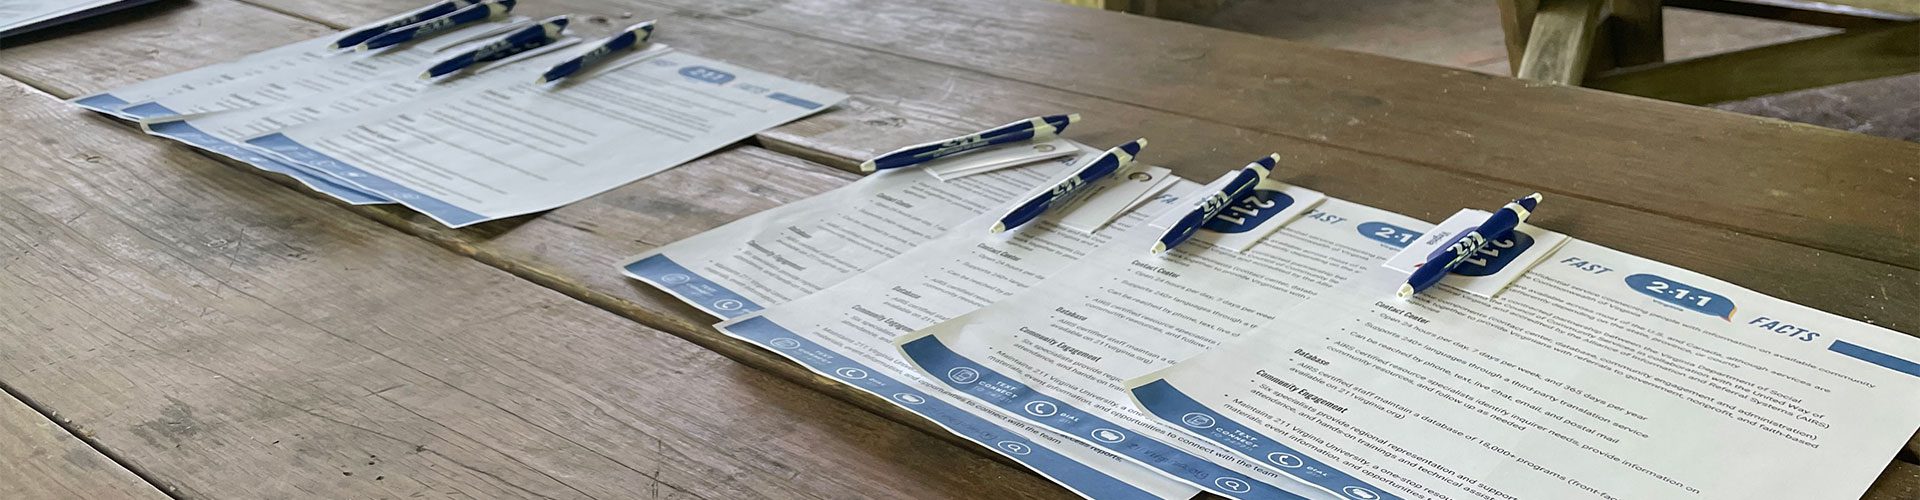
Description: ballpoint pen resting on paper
991,138,1146,233
1397,192,1543,298
356,0,515,51
330,0,479,50
537,20,656,84
1149,153,1277,254
861,114,1080,172
420,15,569,80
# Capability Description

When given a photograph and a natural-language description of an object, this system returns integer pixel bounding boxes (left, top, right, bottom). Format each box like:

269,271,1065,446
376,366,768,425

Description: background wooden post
1498,0,1545,74
1518,0,1610,83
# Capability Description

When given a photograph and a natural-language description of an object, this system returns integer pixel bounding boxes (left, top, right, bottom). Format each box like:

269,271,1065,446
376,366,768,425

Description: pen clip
354,0,519,53
1150,154,1278,254
990,138,1146,233
536,20,657,84
420,7,529,53
1394,192,1546,299
419,15,569,81
860,114,1081,172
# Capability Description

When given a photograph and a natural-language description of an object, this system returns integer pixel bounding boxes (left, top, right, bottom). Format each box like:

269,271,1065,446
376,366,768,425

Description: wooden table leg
1518,0,1610,83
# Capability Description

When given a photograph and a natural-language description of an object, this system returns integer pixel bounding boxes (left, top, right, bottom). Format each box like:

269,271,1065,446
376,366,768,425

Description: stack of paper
0,0,164,40
72,9,845,227
624,143,1920,500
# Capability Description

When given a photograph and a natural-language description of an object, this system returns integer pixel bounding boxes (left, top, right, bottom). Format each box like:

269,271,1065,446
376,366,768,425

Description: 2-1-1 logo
1431,230,1536,277
1357,221,1419,248
1202,191,1297,234
1625,273,1736,320
678,66,735,84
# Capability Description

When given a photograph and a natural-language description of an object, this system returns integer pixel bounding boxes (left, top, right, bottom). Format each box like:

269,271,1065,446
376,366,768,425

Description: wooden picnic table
0,0,1917,497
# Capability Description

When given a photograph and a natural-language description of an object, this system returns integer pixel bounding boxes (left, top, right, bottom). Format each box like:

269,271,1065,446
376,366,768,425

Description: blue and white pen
536,20,655,84
355,0,515,52
990,138,1146,233
1149,153,1277,254
330,0,479,50
1397,192,1544,298
420,16,568,80
860,114,1080,172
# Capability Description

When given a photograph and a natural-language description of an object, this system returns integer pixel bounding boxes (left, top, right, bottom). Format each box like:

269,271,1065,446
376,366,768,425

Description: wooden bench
0,0,1917,497
1501,0,1918,103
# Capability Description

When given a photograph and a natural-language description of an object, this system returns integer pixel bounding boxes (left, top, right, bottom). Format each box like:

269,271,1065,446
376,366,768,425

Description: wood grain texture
0,390,166,499
1588,22,1920,104
8,0,1920,419
0,79,1071,500
1499,0,1543,74
1517,0,1607,84
1869,460,1920,499
36,0,1920,270
63,0,1909,338
0,0,334,92
570,0,1920,273
26,0,1902,346
0,0,1117,474
1,0,1919,496
1667,0,1917,29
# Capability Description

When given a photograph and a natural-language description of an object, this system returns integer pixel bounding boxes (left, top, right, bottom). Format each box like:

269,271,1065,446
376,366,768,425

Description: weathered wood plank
0,389,167,499
1668,0,1917,29
25,0,1920,274
5,0,1920,495
1517,0,1608,84
0,79,1070,500
0,0,334,92
569,0,1920,273
28,0,1905,338
1588,22,1920,105
1499,0,1543,74
9,0,1920,388
1869,460,1920,499
0,0,1129,471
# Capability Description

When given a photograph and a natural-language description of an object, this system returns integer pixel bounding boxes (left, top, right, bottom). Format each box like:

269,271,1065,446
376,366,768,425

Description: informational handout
716,172,1201,499
900,196,1485,500
1130,239,1920,500
621,147,1098,318
119,17,531,121
247,49,844,227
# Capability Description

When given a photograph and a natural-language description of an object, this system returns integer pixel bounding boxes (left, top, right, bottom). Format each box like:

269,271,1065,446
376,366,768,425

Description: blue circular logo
1214,477,1251,493
1267,452,1304,468
947,367,980,385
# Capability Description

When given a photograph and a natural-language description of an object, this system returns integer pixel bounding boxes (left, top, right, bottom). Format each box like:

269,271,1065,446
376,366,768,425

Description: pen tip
989,222,1006,234
535,76,549,84
1396,284,1415,300
858,160,877,173
1150,242,1166,255
1066,113,1082,123
419,72,433,80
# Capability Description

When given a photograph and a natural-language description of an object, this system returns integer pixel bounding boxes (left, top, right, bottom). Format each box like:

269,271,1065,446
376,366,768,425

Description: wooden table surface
0,0,1917,498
